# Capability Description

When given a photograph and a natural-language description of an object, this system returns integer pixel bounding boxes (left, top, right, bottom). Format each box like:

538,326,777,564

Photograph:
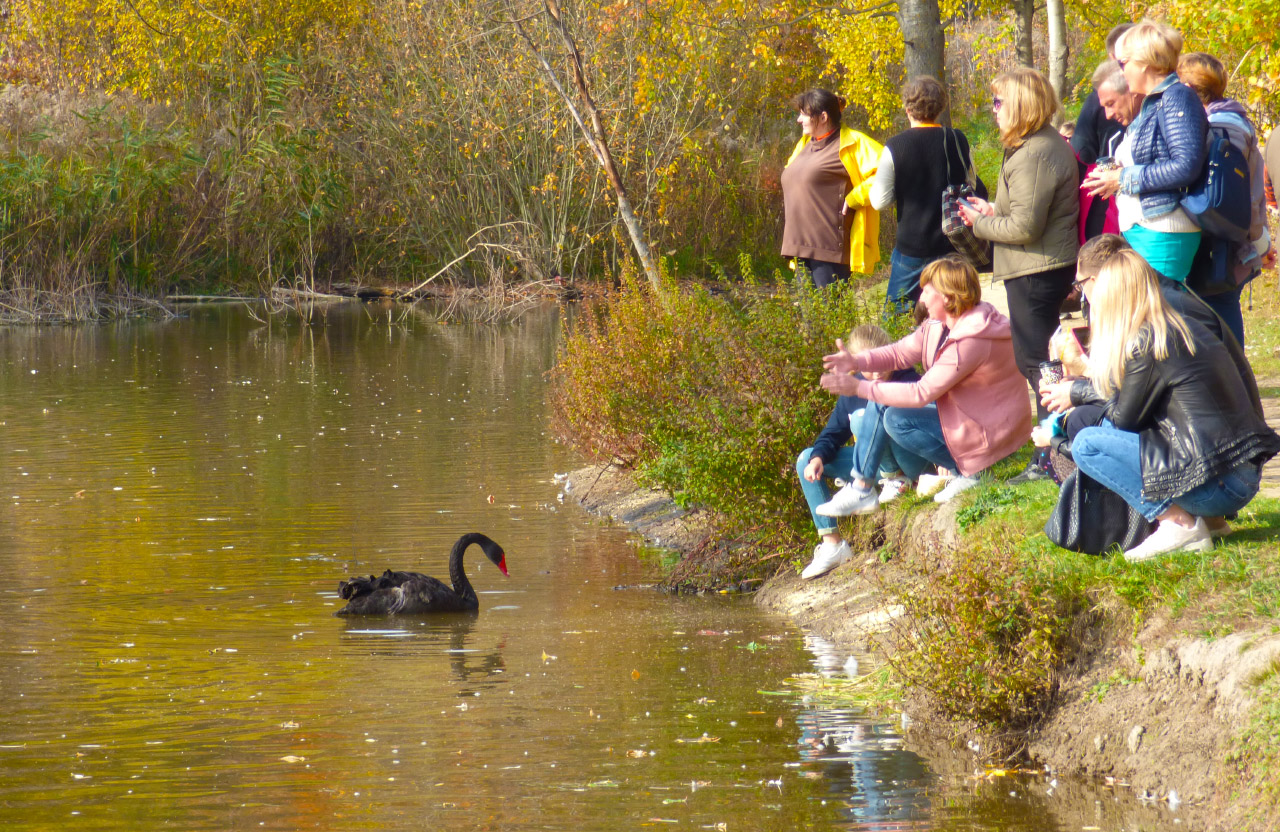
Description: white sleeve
869,147,896,211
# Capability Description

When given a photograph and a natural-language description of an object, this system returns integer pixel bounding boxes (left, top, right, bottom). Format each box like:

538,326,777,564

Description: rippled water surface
0,303,1184,830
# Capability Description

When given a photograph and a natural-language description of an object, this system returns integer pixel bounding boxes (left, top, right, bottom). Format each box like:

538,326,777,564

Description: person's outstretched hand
822,339,858,375
820,371,859,397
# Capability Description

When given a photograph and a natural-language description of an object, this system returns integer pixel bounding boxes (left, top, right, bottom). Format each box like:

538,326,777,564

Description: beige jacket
973,124,1080,281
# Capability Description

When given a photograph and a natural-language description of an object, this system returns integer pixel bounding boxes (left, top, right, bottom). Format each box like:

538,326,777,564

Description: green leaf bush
549,260,907,579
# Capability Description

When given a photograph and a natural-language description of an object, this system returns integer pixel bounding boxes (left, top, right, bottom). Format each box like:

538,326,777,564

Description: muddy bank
564,463,1278,829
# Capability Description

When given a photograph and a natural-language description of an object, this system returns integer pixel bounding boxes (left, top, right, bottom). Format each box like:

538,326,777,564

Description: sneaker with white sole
933,474,981,503
801,540,853,579
816,483,879,516
1122,517,1212,562
916,472,953,497
877,477,911,505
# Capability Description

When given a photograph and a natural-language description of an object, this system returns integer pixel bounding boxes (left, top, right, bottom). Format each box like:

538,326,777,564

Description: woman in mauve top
780,88,882,288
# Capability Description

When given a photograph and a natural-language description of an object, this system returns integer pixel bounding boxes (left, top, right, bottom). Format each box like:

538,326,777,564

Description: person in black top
870,76,986,316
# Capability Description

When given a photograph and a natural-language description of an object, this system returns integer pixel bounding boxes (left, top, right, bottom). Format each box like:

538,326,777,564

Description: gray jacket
973,124,1080,281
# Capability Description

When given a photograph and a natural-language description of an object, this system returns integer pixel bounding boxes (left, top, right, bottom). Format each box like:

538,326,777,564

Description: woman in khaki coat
959,66,1079,483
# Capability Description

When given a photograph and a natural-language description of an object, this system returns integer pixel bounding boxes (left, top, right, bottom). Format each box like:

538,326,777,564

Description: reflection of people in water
794,706,932,826
796,633,931,826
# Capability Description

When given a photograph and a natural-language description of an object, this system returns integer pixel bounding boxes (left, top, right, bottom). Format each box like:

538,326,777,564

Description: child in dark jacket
796,324,921,579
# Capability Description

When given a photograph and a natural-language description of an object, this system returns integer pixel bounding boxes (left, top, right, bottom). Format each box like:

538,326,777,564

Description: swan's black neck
448,533,494,603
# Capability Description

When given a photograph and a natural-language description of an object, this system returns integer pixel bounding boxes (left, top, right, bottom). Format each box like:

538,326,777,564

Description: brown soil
563,462,1280,829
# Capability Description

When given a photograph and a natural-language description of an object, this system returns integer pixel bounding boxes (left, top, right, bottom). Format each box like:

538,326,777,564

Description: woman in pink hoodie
820,255,1032,504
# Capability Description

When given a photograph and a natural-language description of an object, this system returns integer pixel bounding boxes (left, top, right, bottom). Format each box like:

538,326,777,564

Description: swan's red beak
497,555,508,577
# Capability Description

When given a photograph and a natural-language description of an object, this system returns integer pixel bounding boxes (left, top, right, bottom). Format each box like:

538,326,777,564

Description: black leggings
1003,265,1076,420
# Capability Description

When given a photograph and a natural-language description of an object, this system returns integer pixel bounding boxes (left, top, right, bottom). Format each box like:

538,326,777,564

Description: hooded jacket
850,302,1033,476
1205,99,1271,269
786,126,883,273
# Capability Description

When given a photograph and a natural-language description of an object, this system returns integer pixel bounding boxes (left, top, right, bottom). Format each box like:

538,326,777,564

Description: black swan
335,533,508,615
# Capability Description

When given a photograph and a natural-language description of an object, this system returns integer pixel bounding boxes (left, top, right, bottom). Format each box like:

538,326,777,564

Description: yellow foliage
12,0,367,97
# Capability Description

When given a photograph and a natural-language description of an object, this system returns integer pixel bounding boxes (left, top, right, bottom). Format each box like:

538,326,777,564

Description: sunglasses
992,96,1003,111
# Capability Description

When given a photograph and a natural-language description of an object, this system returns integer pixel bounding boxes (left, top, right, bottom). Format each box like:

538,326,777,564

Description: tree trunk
897,0,947,124
1010,0,1034,68
515,1,663,294
1046,0,1069,105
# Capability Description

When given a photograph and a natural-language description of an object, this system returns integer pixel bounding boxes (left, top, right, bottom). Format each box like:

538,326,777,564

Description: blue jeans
1072,424,1261,521
884,248,930,317
797,407,903,534
849,402,925,483
882,404,959,478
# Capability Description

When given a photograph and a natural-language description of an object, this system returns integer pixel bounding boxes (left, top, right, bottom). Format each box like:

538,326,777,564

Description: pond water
0,303,1184,830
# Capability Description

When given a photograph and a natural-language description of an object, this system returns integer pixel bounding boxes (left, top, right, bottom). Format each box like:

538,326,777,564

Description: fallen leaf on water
776,717,784,728
279,721,299,729
662,798,687,804
279,755,306,763
626,749,649,758
487,495,495,504
631,669,641,681
542,650,557,663
74,490,86,498
676,734,720,744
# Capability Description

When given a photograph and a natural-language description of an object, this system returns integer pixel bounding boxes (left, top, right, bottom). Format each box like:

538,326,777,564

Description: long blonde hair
1087,249,1195,397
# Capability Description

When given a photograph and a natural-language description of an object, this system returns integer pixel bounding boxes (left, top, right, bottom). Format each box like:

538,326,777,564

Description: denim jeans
849,402,925,483
1072,423,1261,521
882,404,959,477
884,248,929,317
797,407,902,534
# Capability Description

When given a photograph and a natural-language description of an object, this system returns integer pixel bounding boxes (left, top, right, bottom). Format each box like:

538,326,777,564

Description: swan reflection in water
339,614,508,696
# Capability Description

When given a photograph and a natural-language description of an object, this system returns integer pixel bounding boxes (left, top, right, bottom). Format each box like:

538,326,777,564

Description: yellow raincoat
786,126,883,274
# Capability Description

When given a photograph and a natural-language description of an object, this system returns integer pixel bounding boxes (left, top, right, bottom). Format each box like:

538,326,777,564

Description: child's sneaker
877,476,911,505
816,483,879,516
934,475,982,503
801,540,853,579
916,472,954,497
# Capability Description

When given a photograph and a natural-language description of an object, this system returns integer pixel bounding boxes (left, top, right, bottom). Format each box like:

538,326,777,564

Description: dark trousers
801,258,851,289
1004,265,1075,420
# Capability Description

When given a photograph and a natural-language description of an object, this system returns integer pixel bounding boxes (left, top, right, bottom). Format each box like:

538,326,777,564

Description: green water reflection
0,304,1186,830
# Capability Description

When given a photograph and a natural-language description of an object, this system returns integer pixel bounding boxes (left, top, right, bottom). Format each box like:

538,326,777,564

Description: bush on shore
548,260,911,581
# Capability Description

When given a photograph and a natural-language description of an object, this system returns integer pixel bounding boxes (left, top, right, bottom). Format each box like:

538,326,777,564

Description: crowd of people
781,19,1280,579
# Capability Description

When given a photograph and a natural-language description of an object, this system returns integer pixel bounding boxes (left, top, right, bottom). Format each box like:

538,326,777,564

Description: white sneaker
1123,517,1213,562
916,472,954,497
933,475,981,503
877,477,911,505
801,540,853,579
816,483,879,517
